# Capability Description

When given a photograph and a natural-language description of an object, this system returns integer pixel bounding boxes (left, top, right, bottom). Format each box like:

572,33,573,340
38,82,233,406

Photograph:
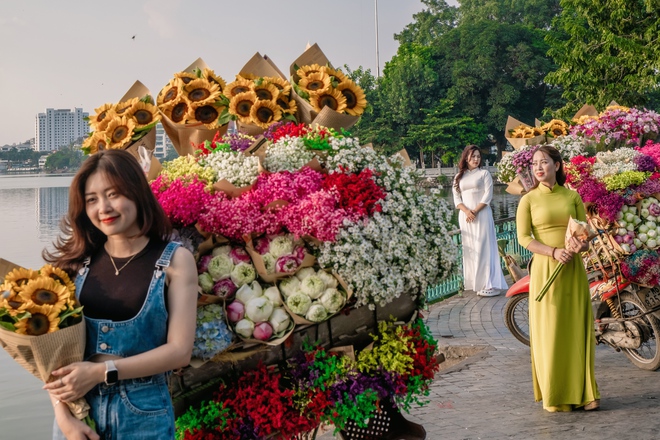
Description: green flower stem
535,263,564,302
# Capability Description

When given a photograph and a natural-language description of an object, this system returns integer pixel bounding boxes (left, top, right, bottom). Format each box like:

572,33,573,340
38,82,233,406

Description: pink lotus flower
275,255,301,274
213,278,238,300
197,255,213,274
230,247,252,264
252,322,274,341
226,301,245,323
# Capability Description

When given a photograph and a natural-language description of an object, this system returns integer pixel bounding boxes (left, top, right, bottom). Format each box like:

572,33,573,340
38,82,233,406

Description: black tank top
79,239,168,321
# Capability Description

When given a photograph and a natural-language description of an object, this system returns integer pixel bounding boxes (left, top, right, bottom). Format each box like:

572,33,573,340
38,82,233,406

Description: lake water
0,174,520,438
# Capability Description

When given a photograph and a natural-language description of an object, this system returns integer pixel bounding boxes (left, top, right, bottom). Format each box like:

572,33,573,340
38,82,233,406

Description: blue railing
426,217,532,303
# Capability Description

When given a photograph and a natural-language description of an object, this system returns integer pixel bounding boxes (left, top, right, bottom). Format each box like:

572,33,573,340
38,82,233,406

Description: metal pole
375,0,380,77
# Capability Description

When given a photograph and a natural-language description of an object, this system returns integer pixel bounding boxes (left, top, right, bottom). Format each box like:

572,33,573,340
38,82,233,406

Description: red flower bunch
195,131,224,156
405,320,441,382
322,168,386,218
213,364,318,439
565,155,596,188
266,122,312,142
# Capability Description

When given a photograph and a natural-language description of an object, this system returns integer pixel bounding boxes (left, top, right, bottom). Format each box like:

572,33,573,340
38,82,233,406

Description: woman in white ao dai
452,145,508,296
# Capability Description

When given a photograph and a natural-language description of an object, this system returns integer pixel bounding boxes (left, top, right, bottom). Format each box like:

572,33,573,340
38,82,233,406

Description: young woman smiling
43,149,197,439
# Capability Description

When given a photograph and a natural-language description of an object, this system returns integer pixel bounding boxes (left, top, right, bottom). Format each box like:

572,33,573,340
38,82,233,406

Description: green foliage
44,146,83,171
404,100,488,165
0,148,45,164
546,0,660,115
459,0,561,29
394,0,458,45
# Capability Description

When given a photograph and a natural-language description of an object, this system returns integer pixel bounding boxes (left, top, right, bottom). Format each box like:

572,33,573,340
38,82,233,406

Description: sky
0,0,457,146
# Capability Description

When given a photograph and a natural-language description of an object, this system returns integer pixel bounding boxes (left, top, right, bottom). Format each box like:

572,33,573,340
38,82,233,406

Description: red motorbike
503,235,660,371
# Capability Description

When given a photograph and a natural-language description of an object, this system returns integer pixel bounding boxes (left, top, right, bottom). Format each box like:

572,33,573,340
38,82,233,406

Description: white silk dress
452,168,508,292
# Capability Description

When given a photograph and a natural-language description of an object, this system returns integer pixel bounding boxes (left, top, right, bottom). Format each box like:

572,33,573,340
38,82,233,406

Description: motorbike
503,230,660,371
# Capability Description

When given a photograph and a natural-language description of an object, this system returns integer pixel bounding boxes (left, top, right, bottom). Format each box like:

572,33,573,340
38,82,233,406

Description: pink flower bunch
251,166,324,205
150,175,214,227
573,177,624,223
511,144,539,173
280,190,355,242
621,250,660,287
566,155,596,188
197,194,281,240
571,107,660,147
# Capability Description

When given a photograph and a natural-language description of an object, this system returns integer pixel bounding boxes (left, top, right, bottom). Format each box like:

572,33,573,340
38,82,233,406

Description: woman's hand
44,361,103,402
464,208,476,223
567,236,589,253
553,247,574,264
55,409,99,440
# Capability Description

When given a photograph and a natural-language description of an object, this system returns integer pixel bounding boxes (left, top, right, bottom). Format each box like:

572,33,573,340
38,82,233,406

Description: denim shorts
53,374,174,440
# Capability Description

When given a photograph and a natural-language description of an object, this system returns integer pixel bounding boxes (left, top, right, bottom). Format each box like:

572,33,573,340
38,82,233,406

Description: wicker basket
338,400,426,440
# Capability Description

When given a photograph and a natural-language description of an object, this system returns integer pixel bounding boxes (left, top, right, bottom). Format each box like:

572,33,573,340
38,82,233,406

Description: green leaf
217,108,234,126
282,113,298,123
0,321,16,331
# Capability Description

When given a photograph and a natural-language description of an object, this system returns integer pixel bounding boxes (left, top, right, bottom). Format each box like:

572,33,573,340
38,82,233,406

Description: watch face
106,368,119,385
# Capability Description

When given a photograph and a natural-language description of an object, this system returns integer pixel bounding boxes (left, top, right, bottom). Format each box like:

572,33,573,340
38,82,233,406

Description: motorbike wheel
619,292,660,371
504,292,530,346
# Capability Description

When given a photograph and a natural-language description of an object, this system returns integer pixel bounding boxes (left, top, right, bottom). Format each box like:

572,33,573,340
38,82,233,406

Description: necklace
108,251,139,276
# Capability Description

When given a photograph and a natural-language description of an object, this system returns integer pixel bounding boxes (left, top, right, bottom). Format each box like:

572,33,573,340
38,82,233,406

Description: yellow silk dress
516,183,600,410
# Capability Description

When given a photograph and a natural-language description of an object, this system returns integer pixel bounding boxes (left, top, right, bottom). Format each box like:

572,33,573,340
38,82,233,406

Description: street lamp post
375,0,380,77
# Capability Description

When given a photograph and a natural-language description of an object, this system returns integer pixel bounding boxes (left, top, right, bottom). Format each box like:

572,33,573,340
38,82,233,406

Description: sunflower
541,119,569,137
188,104,224,129
252,82,279,102
203,68,227,90
39,265,75,298
336,80,367,116
157,79,183,109
82,132,110,155
184,78,221,106
4,268,39,293
532,127,545,137
572,115,597,125
522,127,536,138
163,99,192,124
322,66,347,84
265,77,291,96
229,91,258,124
276,95,297,115
603,105,630,114
250,100,282,128
14,304,61,335
510,127,527,138
18,277,69,311
105,116,136,149
88,103,116,131
223,77,254,99
299,72,331,95
309,89,347,113
237,73,257,81
114,98,140,116
126,101,161,130
296,63,325,79
174,71,198,85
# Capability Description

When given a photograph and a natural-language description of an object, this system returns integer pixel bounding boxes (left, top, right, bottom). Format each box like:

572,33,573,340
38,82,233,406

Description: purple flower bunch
511,144,539,173
571,107,660,148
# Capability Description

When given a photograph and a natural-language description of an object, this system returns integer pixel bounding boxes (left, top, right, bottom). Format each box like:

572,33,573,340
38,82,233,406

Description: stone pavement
321,288,660,440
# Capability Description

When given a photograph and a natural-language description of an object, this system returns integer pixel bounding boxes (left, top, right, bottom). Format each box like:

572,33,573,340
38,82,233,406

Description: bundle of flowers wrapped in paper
0,263,92,424
246,233,313,280
226,281,294,344
192,303,234,361
279,267,348,324
83,81,160,156
174,318,440,439
570,105,660,151
222,74,297,130
197,244,256,302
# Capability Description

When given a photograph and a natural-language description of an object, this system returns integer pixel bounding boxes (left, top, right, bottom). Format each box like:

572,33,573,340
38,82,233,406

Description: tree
395,0,458,45
44,145,83,171
545,0,660,116
404,100,488,165
459,0,561,29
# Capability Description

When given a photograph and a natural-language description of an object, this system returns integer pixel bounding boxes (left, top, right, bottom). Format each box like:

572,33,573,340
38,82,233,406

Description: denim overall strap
74,257,91,300
156,241,180,271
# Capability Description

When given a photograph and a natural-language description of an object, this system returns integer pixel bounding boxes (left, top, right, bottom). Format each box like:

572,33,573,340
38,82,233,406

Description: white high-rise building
34,108,89,152
153,123,174,159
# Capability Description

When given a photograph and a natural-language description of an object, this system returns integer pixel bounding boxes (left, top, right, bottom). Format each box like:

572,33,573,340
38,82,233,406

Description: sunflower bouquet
504,115,546,150
0,260,92,423
157,58,231,156
289,43,367,131
83,81,160,156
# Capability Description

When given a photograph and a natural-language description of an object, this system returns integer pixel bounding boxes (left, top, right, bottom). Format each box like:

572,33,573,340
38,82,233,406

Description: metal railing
426,217,532,303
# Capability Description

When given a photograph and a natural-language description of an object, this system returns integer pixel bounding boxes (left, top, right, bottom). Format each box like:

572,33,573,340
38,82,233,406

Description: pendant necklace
108,251,139,276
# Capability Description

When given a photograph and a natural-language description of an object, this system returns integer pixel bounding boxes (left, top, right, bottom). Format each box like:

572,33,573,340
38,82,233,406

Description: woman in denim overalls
42,150,197,439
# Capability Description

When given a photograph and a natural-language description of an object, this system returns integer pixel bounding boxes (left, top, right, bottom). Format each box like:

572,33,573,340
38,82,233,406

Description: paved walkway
404,290,660,440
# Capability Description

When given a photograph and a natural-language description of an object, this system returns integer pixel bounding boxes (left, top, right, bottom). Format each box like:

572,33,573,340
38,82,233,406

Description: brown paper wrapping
244,240,316,283
505,177,527,196
572,103,599,121
565,217,597,247
505,116,546,150
289,43,359,131
0,260,89,420
159,58,228,156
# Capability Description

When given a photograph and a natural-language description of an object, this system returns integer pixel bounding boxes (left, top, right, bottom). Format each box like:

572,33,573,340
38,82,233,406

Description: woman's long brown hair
453,145,482,193
43,150,171,276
